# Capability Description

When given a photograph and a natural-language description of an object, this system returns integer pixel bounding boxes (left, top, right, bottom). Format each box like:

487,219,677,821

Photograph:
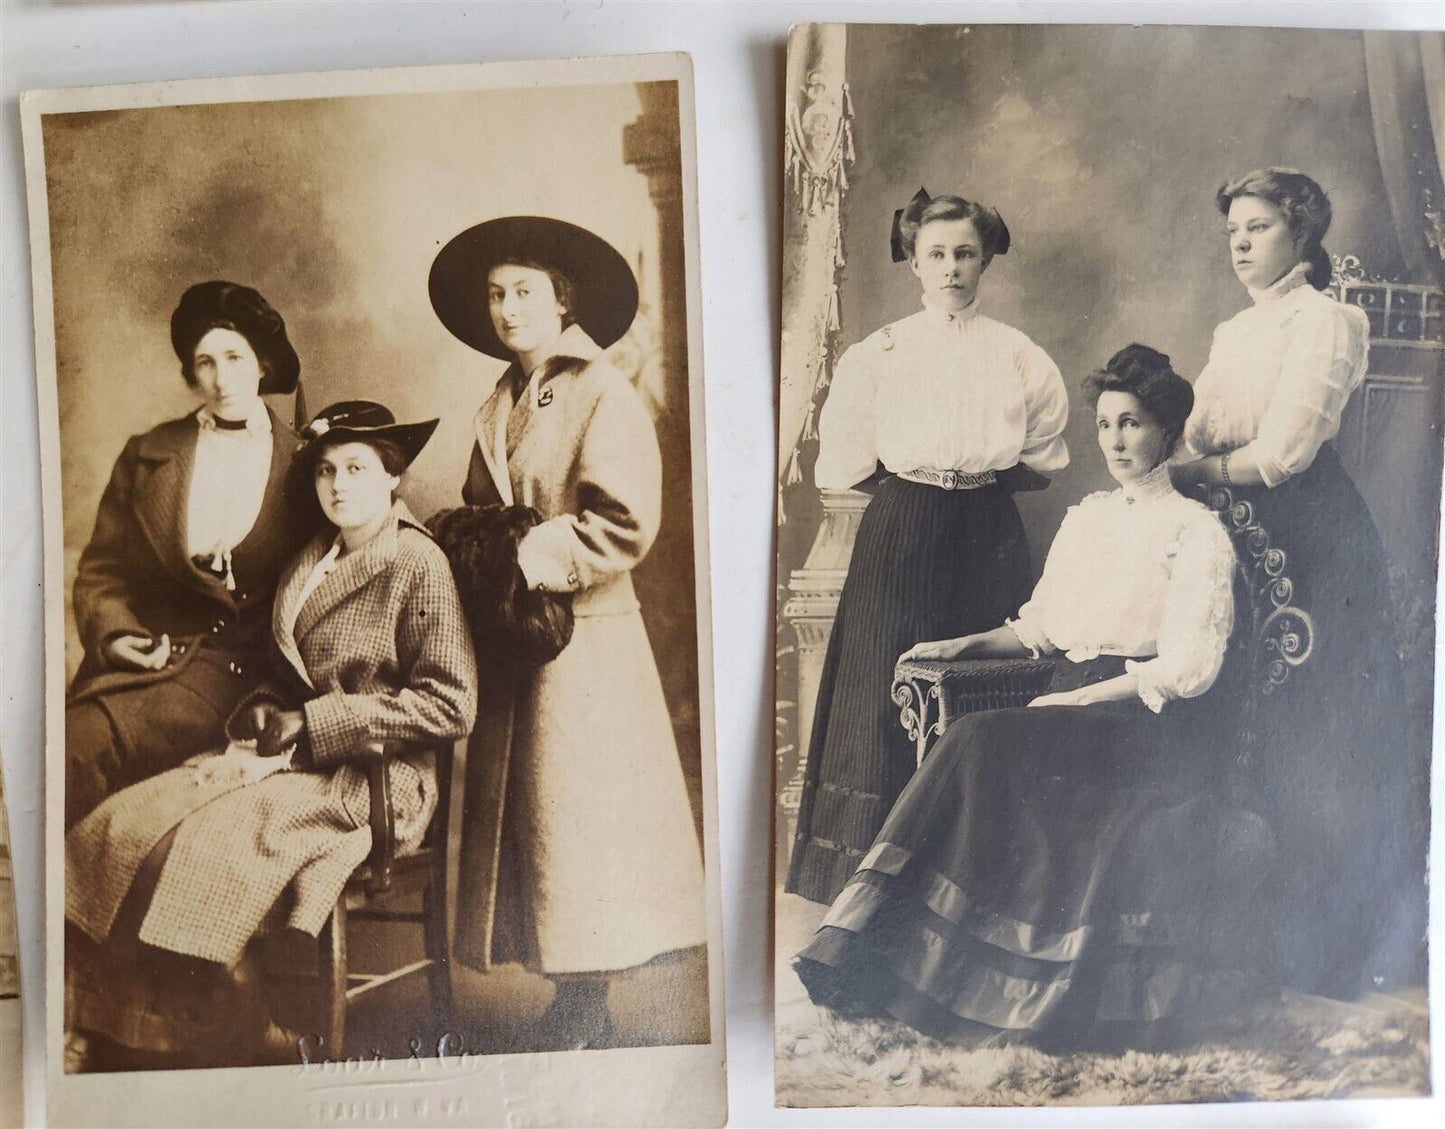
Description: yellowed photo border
23,51,725,1129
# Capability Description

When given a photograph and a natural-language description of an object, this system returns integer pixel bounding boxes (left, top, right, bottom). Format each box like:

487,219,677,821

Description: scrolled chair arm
893,656,1057,766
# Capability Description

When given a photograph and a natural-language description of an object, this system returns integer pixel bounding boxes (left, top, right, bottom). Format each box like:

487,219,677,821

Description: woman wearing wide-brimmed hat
65,400,477,1070
430,216,706,1047
65,281,311,830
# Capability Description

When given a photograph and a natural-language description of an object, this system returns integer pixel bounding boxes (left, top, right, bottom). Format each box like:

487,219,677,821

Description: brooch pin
538,386,554,407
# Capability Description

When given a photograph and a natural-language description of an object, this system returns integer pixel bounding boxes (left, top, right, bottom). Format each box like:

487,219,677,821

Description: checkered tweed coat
66,501,478,967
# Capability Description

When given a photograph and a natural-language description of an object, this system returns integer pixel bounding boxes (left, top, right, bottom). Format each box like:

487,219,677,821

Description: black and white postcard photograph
774,21,1440,1109
22,51,725,1129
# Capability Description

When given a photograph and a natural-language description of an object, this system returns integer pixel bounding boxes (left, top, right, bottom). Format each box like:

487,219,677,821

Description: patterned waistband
896,467,998,491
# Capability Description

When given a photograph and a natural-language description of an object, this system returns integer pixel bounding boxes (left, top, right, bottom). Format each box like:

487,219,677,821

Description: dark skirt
785,476,1033,904
793,658,1271,1044
1227,445,1426,996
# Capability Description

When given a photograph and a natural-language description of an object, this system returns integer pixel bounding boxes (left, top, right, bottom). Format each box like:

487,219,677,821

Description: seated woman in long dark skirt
794,344,1271,1048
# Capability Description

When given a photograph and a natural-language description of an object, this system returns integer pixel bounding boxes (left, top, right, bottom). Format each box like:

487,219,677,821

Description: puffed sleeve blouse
1184,263,1370,488
1008,464,1237,713
814,298,1070,490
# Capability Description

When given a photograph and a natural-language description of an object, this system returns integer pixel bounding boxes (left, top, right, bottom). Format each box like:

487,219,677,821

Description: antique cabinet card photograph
23,50,724,1128
775,22,1439,1108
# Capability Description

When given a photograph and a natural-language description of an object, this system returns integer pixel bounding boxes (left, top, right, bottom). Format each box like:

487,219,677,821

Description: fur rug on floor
777,984,1430,1108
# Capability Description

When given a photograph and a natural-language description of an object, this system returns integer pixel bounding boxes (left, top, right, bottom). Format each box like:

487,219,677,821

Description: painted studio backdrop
45,78,710,1059
775,24,1440,1108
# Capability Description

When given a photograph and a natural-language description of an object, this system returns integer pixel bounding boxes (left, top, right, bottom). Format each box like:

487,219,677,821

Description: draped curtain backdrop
1364,32,1445,286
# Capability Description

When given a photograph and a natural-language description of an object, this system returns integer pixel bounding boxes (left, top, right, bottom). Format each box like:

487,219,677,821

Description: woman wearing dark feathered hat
430,216,706,1048
65,281,311,830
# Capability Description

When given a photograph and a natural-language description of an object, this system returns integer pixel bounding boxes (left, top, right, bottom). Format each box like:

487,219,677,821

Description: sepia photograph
774,22,1439,1108
24,51,724,1129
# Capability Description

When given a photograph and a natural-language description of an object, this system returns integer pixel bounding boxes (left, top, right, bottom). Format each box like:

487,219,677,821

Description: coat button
174,643,187,655
566,573,579,588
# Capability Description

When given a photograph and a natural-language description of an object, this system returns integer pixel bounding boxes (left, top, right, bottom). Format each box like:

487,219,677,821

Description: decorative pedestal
777,490,868,851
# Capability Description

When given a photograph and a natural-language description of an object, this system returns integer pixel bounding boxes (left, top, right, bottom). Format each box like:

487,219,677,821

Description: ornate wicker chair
892,485,1316,765
268,739,454,1059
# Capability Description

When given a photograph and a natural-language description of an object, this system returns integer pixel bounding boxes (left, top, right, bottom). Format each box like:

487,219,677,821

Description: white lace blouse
1008,465,1237,713
814,298,1070,490
1184,263,1370,487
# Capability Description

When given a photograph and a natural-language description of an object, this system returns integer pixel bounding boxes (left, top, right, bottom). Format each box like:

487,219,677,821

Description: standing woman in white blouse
1173,168,1420,997
795,346,1262,1045
786,190,1070,905
65,282,310,829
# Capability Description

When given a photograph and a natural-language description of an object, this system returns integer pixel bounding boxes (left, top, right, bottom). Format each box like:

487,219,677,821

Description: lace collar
1121,462,1177,504
1248,261,1312,305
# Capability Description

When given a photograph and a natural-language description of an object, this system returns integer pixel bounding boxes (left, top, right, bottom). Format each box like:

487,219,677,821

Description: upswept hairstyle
894,192,1011,265
1217,167,1333,292
1084,343,1195,456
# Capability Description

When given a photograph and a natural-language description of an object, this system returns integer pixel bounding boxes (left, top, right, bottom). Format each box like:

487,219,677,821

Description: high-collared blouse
814,298,1071,490
1184,262,1370,488
185,401,273,566
1008,464,1237,713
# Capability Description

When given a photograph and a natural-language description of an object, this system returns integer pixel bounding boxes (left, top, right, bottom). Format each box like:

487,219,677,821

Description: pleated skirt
785,476,1032,905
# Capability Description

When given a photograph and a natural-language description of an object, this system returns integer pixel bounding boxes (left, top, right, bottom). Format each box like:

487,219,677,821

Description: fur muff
428,504,574,668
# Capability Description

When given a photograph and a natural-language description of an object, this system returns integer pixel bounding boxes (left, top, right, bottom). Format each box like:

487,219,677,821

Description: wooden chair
892,485,1317,765
310,738,455,1057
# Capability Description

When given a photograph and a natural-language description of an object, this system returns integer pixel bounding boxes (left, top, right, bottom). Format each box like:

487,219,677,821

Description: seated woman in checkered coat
64,401,479,1071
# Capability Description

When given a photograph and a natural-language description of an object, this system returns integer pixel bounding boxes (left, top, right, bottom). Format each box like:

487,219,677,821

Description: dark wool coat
67,408,308,758
66,502,479,967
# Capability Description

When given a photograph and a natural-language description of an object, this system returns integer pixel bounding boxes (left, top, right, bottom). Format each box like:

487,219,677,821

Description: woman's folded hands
232,700,310,762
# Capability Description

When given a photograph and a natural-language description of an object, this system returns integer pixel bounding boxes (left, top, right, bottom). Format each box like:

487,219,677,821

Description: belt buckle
941,470,958,489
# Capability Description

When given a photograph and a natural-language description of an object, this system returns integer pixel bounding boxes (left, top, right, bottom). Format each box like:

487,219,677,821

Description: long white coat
454,324,707,974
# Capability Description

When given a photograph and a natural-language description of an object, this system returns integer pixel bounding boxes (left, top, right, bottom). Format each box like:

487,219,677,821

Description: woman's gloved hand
235,700,282,742
258,709,307,759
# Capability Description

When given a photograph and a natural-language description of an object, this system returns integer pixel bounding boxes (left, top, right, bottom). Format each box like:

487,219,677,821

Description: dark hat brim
429,217,638,359
301,418,439,471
